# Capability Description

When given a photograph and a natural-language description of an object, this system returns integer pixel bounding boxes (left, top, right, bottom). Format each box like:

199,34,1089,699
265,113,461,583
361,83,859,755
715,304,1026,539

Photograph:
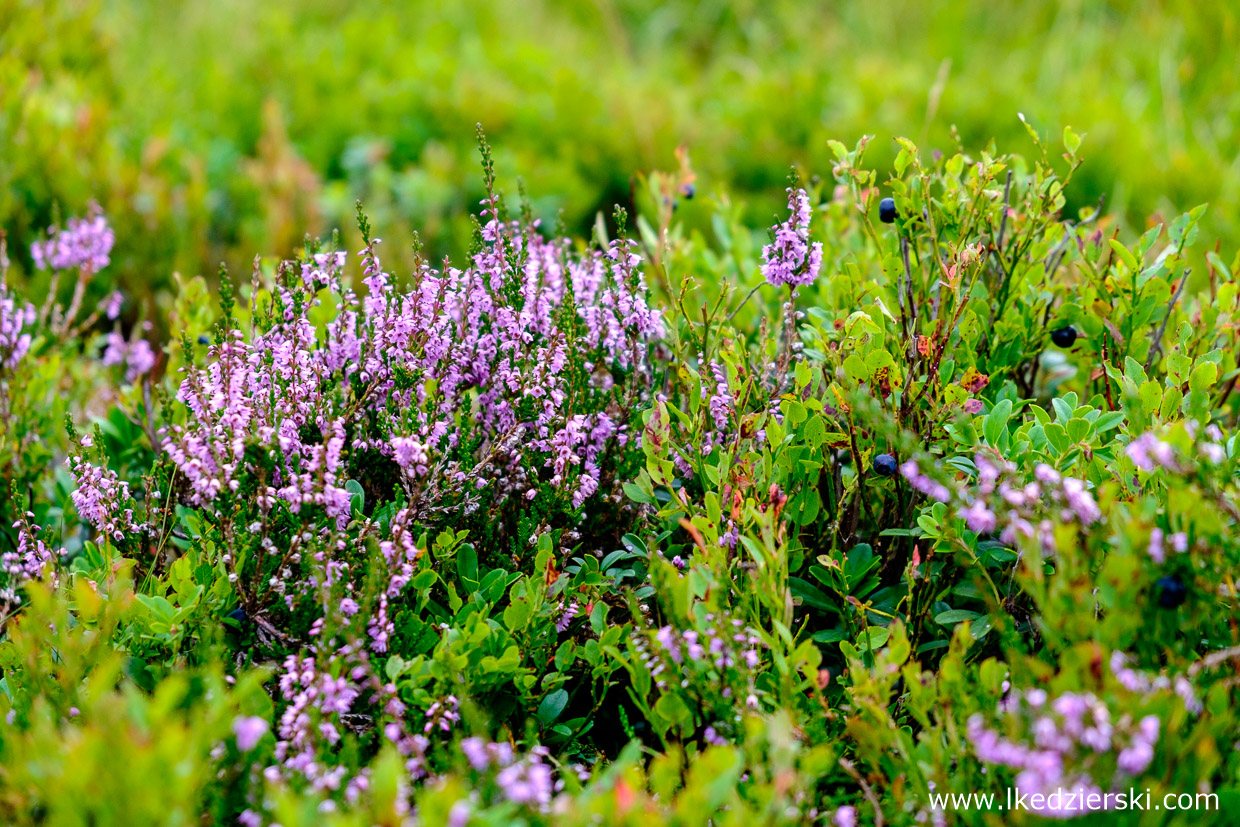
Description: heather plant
3,127,1240,825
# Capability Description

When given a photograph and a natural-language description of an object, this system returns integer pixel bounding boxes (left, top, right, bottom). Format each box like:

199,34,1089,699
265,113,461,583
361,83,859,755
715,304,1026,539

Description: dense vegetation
3,120,1240,824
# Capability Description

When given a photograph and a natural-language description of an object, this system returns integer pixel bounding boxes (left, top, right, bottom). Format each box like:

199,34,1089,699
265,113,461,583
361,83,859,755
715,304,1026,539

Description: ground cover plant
3,125,1240,825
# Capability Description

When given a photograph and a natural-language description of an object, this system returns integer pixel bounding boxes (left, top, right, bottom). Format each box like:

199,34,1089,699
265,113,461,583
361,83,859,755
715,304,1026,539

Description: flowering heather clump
65,436,145,544
969,686,1165,818
30,206,115,274
761,186,823,288
101,329,156,382
165,207,660,522
900,452,1102,551
2,512,61,602
0,276,35,373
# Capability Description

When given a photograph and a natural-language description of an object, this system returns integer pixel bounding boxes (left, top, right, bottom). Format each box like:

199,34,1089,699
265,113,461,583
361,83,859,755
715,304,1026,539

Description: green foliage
5,131,1240,825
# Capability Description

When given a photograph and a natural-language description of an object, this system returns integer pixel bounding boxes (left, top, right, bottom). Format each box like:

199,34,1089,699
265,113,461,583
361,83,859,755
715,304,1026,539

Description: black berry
1050,326,1078,348
682,183,695,199
873,453,898,477
1155,575,1187,609
879,197,897,224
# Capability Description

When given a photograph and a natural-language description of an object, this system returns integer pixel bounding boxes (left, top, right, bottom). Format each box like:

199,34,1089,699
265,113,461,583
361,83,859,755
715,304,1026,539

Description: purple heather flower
761,187,823,288
1147,528,1165,564
233,716,269,751
0,277,35,372
556,602,578,633
30,206,114,272
900,459,952,503
655,626,682,664
104,291,123,320
1061,478,1100,525
448,800,472,827
1126,433,1179,473
959,499,997,534
495,756,554,809
1034,463,1061,485
832,805,857,827
461,737,491,771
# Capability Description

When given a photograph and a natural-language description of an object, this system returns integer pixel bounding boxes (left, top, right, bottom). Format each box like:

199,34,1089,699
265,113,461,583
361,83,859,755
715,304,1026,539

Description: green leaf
935,609,982,626
811,628,846,644
790,577,837,613
1092,411,1125,434
456,544,478,587
345,479,365,517
1190,361,1218,393
802,415,827,448
503,598,533,632
983,399,1013,446
1063,125,1082,156
1109,239,1140,274
537,689,570,725
856,627,890,651
622,482,653,504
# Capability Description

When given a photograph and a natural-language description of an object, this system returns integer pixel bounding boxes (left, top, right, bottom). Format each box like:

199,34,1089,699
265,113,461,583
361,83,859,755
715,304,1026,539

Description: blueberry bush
3,127,1240,825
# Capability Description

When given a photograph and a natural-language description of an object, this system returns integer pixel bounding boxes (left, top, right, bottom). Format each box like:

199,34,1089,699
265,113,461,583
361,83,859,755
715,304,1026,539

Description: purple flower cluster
704,360,734,433
3,513,63,602
233,716,270,752
761,187,823,288
166,215,660,519
969,688,1161,818
629,615,766,745
269,648,431,803
1127,423,1230,472
1125,433,1181,473
102,330,156,383
652,620,761,674
1145,527,1188,564
0,275,35,373
900,459,952,503
66,439,144,543
1110,651,1202,715
30,205,115,273
903,454,1102,552
461,737,556,810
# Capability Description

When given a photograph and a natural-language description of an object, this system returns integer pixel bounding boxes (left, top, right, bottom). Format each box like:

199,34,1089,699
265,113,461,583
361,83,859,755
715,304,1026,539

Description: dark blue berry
1050,326,1077,348
873,453,898,477
226,608,248,625
879,197,897,224
1155,575,1187,609
682,183,695,199
197,335,210,345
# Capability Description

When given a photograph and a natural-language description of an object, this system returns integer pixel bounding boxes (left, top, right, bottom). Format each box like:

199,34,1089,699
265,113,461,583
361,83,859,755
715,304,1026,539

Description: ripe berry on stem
1155,575,1187,608
873,453,898,477
1050,326,1078,348
879,197,897,224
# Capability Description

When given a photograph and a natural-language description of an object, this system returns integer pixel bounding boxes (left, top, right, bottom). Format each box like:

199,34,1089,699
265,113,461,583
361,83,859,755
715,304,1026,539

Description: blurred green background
3,0,1237,298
